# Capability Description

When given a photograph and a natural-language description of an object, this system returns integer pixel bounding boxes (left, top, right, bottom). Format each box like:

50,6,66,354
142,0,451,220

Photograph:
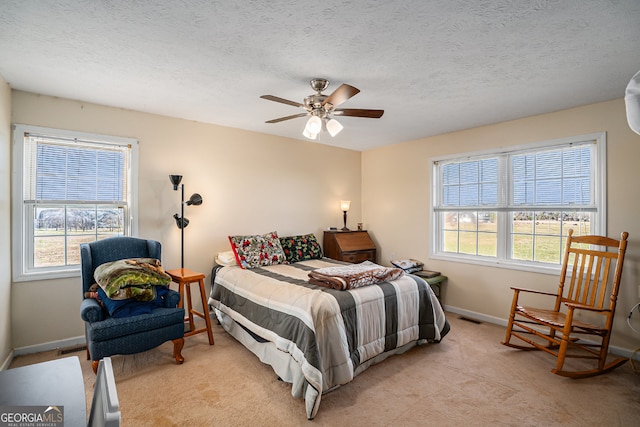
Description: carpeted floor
9,314,640,426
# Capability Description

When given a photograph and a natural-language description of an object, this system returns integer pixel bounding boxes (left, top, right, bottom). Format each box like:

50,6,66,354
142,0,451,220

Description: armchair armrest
81,298,106,322
161,289,181,308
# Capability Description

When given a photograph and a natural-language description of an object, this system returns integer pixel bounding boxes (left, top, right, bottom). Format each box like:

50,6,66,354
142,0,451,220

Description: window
12,124,138,281
431,133,605,273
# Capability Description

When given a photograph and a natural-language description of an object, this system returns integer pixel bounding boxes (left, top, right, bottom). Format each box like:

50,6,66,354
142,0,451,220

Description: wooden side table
323,230,377,263
166,268,214,345
414,271,447,304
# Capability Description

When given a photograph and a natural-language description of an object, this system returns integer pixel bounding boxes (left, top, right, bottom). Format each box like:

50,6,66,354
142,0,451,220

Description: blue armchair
80,237,185,373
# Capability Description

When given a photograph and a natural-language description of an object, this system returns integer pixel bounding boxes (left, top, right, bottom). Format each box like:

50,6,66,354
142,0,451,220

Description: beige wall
362,98,640,352
10,90,362,350
0,77,11,366
8,90,640,356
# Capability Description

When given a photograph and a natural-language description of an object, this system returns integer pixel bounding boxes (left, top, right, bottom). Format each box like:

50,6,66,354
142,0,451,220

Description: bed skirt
214,308,434,419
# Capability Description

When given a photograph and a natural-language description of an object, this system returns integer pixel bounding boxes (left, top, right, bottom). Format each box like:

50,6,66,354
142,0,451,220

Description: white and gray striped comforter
209,258,449,419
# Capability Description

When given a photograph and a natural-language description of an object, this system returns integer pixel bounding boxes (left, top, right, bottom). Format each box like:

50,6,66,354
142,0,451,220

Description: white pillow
215,250,237,266
625,70,640,135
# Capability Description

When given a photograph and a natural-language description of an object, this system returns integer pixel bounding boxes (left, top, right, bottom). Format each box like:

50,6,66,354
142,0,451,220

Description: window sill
430,253,561,276
13,268,80,283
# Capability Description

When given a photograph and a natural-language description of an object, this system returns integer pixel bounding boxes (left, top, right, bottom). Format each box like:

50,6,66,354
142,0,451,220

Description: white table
0,356,86,426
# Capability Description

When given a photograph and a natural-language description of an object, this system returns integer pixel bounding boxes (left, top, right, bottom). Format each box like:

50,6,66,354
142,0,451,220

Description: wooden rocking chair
502,229,629,378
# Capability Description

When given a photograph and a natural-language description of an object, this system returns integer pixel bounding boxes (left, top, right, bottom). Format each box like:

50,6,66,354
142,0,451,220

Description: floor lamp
169,175,203,269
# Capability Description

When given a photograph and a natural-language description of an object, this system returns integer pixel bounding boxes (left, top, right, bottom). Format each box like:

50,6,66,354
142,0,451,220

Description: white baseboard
443,304,640,362
13,336,86,358
443,305,508,327
0,349,15,371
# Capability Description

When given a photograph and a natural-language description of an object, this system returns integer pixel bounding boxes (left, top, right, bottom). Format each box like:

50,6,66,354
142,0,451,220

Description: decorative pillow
94,258,171,301
279,233,323,263
229,231,288,269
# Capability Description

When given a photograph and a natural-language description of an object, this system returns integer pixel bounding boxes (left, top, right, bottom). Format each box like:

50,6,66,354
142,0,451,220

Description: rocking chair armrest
509,286,558,297
563,302,612,313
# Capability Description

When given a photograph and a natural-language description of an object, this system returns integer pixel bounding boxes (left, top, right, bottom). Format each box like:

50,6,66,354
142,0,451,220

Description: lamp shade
186,193,203,206
173,213,189,229
340,200,351,211
169,174,183,190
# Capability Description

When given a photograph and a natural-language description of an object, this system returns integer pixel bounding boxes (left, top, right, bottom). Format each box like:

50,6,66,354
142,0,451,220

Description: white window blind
439,157,502,209
436,142,594,212
511,144,594,210
24,133,130,204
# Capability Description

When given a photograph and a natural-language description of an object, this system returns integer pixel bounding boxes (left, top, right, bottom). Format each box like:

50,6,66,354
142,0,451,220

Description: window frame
430,132,606,275
11,124,139,282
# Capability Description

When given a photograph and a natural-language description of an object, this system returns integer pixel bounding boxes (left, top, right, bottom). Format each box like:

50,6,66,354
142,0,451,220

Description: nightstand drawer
342,250,376,263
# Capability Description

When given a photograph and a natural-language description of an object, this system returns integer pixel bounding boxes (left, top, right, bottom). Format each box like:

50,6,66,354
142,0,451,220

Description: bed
208,254,449,419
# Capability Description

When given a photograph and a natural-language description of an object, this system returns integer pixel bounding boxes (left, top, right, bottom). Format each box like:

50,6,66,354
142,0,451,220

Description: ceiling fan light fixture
262,79,384,141
326,118,343,137
303,128,318,140
305,115,322,134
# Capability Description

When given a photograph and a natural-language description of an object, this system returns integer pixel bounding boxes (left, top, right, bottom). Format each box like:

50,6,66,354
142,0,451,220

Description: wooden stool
166,268,214,345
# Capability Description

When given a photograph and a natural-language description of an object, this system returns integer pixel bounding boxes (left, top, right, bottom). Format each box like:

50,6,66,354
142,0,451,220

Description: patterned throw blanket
94,258,171,301
308,261,404,290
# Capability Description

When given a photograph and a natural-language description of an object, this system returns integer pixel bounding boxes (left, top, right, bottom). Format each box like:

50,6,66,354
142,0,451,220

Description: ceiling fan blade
260,95,304,108
333,108,384,118
322,84,360,108
265,112,309,123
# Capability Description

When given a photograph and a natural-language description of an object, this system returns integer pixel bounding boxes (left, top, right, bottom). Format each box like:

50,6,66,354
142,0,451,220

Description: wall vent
56,345,87,355
459,316,482,324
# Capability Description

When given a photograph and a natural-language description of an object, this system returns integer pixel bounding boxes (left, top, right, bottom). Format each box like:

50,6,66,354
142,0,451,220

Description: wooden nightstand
166,268,214,345
323,230,377,263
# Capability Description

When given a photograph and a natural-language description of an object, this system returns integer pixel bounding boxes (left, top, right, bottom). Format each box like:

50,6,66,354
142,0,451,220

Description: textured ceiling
1,0,639,151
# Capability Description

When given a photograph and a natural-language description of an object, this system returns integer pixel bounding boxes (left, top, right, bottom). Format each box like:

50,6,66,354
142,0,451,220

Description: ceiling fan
260,78,384,140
